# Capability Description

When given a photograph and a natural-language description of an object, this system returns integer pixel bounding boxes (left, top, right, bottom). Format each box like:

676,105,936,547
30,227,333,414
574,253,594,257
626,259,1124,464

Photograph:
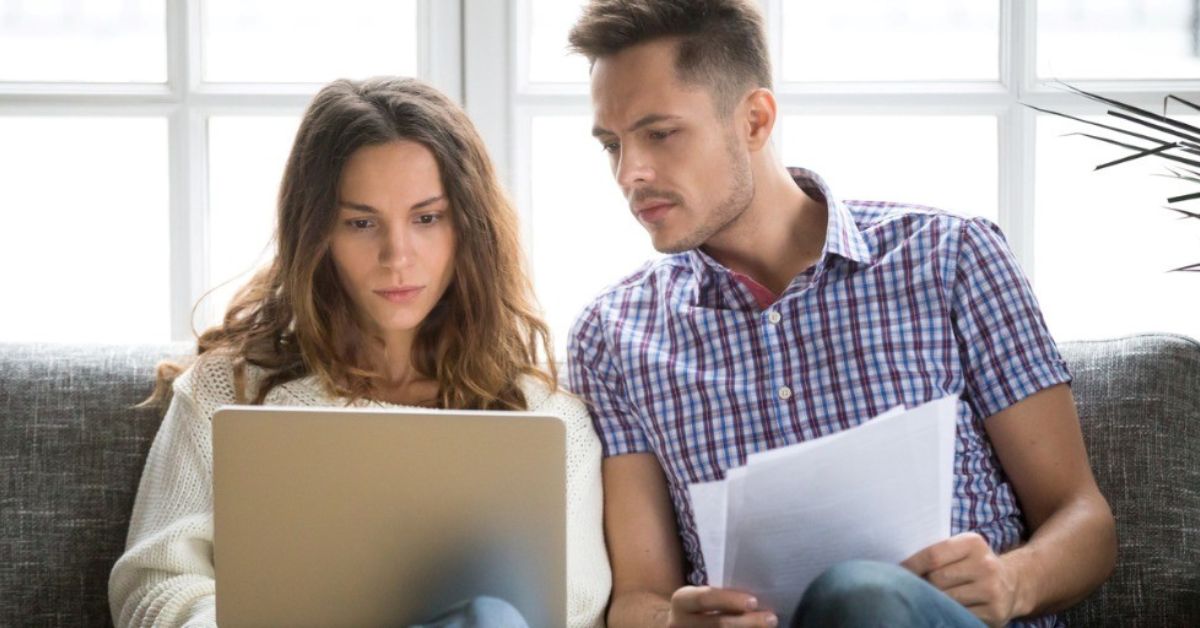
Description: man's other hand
901,532,1020,628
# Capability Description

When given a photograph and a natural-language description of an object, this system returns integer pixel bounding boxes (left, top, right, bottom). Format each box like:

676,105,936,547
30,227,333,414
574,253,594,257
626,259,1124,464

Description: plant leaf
1165,94,1200,114
1168,261,1200,272
1107,110,1200,147
1164,206,1200,220
1167,191,1200,203
1095,142,1179,171
1027,104,1167,146
1076,133,1200,169
1058,82,1200,137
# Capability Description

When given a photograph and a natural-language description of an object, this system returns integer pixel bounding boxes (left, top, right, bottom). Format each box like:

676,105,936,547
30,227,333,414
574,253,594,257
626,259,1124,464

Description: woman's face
330,140,457,347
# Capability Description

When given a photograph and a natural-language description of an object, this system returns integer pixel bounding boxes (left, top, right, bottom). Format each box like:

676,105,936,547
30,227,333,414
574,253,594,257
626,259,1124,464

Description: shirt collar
797,167,874,266
686,167,874,280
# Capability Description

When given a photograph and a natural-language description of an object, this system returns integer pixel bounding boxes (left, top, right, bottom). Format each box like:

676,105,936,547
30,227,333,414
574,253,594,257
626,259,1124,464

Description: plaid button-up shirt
568,169,1070,627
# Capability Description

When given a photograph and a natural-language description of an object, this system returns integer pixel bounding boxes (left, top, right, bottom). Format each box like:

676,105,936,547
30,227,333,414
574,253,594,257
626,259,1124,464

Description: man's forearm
1002,493,1117,618
608,591,672,628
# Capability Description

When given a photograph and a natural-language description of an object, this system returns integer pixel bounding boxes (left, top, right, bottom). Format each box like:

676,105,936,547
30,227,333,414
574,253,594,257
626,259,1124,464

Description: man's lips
373,286,424,303
634,201,676,223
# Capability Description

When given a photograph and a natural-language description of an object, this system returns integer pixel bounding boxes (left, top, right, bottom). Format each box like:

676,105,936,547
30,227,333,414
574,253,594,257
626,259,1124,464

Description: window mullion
463,0,513,188
998,0,1038,280
167,0,208,340
421,0,464,104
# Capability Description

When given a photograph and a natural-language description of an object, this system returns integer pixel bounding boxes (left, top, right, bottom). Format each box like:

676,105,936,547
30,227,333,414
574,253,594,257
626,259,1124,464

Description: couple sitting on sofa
109,1,1116,627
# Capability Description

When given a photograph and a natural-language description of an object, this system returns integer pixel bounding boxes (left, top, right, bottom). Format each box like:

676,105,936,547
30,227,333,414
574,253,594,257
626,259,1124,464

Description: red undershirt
730,270,780,309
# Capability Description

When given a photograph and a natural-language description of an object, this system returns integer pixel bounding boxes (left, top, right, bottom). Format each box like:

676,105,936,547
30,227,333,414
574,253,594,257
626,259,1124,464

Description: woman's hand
667,586,778,627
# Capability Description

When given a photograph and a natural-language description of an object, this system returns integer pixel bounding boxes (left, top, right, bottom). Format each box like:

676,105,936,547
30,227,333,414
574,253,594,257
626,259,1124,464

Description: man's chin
650,233,699,255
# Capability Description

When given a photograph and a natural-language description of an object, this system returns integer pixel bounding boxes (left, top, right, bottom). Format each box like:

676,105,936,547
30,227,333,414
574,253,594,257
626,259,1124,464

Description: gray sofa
2,334,1198,626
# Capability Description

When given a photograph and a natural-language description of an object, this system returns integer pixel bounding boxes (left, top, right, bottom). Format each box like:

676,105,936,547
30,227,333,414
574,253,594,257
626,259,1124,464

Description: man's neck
702,164,828,295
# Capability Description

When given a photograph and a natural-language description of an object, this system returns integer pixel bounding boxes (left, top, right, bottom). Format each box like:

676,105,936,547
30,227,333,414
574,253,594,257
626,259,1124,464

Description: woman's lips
373,286,424,303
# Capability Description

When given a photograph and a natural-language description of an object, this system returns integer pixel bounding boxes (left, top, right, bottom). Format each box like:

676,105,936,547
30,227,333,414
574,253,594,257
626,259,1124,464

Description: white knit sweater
109,354,611,627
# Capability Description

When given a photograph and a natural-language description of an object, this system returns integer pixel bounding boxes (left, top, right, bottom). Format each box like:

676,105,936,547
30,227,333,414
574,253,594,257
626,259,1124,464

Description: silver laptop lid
212,406,567,627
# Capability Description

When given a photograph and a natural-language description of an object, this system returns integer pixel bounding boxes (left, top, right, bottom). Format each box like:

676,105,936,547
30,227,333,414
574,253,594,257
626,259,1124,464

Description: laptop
211,405,567,627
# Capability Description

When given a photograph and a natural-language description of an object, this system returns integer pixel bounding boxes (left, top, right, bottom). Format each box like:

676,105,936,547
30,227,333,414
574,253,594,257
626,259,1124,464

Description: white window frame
468,0,1200,290
0,0,463,341
5,0,1199,342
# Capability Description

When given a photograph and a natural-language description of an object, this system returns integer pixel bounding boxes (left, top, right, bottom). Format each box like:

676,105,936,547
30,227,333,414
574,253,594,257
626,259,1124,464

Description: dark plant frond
1164,206,1200,220
1156,173,1200,187
1168,261,1200,272
1074,133,1200,169
1095,143,1179,171
1034,83,1200,275
1067,132,1139,151
1167,191,1200,204
1165,94,1200,114
1106,110,1200,148
1165,166,1200,181
1030,104,1168,146
1057,82,1200,137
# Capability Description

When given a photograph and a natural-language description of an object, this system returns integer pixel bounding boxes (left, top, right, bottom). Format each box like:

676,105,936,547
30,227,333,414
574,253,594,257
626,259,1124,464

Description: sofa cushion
1060,333,1200,626
0,335,1196,626
0,343,189,627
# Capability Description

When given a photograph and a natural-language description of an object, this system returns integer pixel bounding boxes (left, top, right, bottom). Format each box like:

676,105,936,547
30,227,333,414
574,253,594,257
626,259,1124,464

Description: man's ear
742,88,777,152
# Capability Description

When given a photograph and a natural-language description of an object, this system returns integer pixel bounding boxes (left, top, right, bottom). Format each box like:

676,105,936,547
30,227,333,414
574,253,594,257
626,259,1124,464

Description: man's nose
615,144,654,190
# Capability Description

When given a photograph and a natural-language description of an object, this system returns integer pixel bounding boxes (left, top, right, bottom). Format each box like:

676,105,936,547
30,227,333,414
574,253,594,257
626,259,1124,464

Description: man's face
590,38,753,254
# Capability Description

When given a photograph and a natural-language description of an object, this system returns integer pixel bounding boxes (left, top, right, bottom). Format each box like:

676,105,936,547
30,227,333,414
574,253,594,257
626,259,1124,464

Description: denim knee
460,597,529,628
792,560,931,627
412,595,530,628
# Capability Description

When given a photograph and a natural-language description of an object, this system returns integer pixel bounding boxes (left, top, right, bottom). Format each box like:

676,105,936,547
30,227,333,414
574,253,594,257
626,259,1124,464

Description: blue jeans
792,560,987,628
410,596,530,628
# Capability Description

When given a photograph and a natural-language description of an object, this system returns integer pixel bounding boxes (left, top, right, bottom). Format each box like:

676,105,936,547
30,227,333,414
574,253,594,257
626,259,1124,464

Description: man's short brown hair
568,0,772,116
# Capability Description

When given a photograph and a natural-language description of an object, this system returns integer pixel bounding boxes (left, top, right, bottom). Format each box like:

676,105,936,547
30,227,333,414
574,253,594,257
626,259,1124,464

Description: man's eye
601,142,620,154
649,129,674,141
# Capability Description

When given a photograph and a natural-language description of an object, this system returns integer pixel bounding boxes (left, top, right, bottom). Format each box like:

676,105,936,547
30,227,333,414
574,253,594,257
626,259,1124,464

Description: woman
109,77,611,627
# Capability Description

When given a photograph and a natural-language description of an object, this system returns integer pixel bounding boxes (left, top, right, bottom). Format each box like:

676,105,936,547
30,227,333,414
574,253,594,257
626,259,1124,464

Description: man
564,1,1116,627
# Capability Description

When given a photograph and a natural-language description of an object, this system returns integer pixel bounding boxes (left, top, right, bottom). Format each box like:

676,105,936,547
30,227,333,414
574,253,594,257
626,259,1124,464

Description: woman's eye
415,213,442,225
346,218,374,230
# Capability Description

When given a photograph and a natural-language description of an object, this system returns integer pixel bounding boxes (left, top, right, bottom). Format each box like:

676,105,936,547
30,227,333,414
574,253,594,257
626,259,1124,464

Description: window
491,0,1200,350
0,0,456,342
4,0,1199,346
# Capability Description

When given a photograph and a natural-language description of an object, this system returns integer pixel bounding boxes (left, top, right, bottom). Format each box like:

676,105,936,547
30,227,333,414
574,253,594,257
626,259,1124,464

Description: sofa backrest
1,335,1197,626
1,343,190,627
1058,334,1200,626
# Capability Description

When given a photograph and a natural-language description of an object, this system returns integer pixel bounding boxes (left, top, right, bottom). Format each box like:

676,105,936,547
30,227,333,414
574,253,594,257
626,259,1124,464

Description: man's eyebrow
592,114,681,138
338,195,446,212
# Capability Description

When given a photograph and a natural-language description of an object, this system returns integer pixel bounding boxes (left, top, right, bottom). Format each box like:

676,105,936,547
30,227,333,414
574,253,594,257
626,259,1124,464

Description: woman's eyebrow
337,195,446,213
410,195,446,210
337,201,379,214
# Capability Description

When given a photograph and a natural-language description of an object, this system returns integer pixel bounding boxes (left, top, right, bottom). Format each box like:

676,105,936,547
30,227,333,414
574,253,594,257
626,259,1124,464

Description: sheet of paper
687,477,728,584
687,395,958,626
744,405,905,466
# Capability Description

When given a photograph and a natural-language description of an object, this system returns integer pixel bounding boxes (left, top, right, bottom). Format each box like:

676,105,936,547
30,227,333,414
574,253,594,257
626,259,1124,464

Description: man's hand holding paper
688,395,960,626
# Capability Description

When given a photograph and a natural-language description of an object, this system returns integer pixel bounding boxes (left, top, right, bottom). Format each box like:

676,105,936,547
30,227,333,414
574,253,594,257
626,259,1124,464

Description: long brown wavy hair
148,77,556,410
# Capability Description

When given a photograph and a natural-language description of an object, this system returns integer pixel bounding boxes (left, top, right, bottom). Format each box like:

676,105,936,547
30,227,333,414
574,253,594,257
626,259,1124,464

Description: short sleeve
566,300,651,457
950,217,1073,419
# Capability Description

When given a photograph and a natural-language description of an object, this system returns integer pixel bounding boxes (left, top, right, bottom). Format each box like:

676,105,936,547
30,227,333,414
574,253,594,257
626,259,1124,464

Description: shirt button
778,386,793,400
767,310,782,324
